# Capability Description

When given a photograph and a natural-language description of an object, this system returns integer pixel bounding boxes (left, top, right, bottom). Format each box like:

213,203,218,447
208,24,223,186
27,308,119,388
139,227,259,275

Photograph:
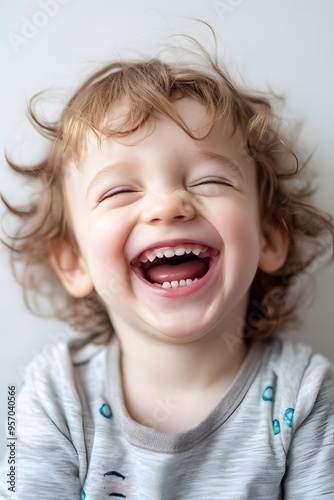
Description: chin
148,313,219,344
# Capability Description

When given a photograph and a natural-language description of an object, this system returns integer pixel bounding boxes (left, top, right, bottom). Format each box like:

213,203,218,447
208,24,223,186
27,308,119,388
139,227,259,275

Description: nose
142,191,196,225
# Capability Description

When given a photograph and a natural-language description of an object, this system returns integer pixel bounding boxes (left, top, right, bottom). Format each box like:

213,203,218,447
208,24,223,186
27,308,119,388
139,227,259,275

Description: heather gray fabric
0,335,333,499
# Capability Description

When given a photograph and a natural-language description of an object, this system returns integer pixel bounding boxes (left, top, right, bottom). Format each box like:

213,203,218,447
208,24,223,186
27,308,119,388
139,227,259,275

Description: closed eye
94,186,143,209
189,178,233,196
100,186,139,201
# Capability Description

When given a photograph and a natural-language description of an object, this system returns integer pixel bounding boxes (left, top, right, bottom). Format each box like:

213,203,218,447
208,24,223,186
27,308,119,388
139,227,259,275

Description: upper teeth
139,245,208,264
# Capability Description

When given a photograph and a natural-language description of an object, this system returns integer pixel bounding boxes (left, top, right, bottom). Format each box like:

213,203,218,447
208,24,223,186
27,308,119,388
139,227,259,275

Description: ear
50,240,94,298
258,221,289,273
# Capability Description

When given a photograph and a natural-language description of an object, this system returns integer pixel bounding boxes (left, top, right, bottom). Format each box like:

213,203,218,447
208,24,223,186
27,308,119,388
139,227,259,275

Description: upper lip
130,238,220,267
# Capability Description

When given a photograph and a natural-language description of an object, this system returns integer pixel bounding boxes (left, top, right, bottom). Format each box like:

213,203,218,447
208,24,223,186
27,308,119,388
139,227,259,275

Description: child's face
59,99,285,342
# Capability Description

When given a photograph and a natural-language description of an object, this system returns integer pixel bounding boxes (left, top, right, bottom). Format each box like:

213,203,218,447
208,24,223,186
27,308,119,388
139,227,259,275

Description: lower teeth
154,278,199,288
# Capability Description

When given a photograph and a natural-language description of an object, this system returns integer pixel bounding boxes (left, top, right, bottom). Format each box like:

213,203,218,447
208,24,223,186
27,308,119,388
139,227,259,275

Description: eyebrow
195,150,245,180
86,161,133,199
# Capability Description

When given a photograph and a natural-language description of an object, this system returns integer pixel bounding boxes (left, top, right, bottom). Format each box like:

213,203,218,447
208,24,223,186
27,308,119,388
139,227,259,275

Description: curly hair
2,44,334,344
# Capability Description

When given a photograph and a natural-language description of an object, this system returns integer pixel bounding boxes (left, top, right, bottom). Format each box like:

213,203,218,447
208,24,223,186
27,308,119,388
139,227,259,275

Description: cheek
88,215,123,260
227,208,260,247
85,214,130,300
216,197,260,244
217,201,261,279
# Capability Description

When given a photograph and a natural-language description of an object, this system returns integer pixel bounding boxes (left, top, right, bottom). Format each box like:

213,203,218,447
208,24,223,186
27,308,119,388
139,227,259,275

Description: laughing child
1,41,334,499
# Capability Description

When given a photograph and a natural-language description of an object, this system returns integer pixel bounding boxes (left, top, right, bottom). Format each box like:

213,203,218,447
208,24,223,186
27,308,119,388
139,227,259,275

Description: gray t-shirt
0,335,333,499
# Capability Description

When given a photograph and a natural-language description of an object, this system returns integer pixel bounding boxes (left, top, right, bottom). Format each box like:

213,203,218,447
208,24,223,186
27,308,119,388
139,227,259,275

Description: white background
1,0,334,460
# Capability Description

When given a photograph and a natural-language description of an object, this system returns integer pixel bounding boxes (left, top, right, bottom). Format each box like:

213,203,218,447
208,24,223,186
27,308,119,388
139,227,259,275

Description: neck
120,326,248,391
112,313,250,431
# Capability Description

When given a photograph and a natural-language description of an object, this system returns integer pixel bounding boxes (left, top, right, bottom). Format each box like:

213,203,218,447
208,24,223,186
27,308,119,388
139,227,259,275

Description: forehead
68,98,248,174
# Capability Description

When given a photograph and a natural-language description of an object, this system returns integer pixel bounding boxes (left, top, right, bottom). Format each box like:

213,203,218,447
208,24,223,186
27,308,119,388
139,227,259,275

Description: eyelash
100,186,138,201
190,178,233,190
193,178,232,186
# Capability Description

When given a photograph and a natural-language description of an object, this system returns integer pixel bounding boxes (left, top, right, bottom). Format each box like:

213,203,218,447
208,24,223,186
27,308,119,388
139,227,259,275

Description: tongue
145,260,207,284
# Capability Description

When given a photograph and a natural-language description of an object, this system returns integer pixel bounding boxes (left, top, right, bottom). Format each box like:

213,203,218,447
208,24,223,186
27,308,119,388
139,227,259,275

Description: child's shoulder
264,335,334,378
259,335,334,396
26,335,108,371
17,335,116,431
256,336,334,442
21,335,113,399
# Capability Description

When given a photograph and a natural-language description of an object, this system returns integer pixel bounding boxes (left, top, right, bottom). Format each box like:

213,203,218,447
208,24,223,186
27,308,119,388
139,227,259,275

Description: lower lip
131,255,220,298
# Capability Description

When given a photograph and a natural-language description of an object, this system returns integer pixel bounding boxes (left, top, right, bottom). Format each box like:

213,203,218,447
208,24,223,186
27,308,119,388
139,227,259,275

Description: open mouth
131,244,218,289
